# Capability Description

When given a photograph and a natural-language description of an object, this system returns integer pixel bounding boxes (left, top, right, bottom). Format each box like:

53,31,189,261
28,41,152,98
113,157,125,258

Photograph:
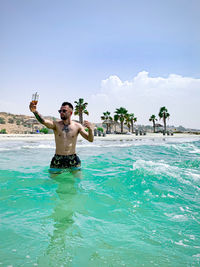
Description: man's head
59,102,74,121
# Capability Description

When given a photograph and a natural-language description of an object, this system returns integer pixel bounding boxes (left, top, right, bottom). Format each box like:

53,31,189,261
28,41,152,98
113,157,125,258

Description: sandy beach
0,133,199,141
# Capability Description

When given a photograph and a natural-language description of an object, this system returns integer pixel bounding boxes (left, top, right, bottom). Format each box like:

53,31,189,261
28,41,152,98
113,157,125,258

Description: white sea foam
131,159,179,176
78,142,134,148
0,147,13,151
189,235,195,240
77,144,101,148
131,158,200,191
190,148,200,154
188,172,200,181
164,213,188,221
163,142,198,153
0,147,21,151
167,193,175,198
0,144,55,151
175,240,189,247
22,144,55,149
99,143,134,148
193,254,200,257
182,168,200,182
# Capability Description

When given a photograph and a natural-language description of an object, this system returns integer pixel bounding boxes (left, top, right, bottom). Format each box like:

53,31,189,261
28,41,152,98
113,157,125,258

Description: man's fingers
29,102,37,112
83,121,92,130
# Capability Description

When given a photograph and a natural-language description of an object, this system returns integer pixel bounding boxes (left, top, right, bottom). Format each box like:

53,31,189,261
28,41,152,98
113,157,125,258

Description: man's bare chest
56,124,78,139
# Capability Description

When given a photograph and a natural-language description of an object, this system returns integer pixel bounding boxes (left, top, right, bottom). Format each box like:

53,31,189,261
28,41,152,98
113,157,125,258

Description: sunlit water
0,137,200,267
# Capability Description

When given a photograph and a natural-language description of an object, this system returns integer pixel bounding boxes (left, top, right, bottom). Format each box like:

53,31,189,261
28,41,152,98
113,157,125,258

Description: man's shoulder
54,120,62,126
72,120,83,130
72,120,81,126
53,120,64,130
56,120,62,124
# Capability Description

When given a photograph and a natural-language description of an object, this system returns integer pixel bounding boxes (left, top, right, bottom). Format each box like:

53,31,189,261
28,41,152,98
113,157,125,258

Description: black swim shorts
50,154,81,169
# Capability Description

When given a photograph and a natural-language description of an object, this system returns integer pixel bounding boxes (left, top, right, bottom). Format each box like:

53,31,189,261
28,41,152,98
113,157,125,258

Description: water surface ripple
0,137,200,266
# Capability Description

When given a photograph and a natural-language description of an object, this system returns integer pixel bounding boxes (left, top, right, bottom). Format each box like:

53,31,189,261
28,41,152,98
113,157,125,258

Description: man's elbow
87,130,94,142
88,135,94,142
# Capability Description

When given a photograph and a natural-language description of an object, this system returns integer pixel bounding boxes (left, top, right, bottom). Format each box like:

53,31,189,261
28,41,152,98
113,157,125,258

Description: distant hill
0,112,58,134
0,112,107,134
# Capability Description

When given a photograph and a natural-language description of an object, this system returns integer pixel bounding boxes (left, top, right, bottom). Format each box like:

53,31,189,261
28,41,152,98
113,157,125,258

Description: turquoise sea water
0,137,200,267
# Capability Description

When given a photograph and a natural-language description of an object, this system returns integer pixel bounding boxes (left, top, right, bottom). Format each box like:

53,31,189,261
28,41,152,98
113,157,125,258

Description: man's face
59,105,73,120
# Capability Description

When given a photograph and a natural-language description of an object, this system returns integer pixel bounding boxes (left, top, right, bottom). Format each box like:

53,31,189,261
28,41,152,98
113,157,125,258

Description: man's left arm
79,121,94,142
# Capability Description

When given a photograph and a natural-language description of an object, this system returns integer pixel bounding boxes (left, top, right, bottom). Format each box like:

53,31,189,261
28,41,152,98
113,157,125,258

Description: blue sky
1,0,200,128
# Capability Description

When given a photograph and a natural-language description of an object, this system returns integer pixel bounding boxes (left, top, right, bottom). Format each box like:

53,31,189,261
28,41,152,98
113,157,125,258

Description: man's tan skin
29,101,93,164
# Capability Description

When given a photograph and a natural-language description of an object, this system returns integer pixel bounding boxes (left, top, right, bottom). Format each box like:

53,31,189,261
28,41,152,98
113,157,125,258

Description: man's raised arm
29,102,56,130
79,120,94,142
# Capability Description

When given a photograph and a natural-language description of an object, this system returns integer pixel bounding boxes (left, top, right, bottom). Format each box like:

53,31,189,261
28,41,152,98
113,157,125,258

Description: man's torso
53,120,81,155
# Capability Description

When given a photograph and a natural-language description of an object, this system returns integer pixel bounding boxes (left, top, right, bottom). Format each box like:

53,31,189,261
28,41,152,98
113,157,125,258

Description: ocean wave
98,143,134,148
1,137,200,266
22,144,55,149
0,142,135,151
131,161,200,195
77,143,134,148
130,159,179,176
164,213,188,222
77,144,101,148
0,147,21,151
0,144,55,151
166,137,200,144
189,148,200,154
193,254,200,258
163,142,200,153
185,171,200,181
174,240,189,247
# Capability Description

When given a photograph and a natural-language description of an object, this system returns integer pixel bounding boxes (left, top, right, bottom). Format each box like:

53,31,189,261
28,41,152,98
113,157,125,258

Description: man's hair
62,102,74,110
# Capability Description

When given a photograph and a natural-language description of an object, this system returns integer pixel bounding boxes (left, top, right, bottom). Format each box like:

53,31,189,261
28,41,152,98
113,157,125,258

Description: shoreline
0,133,200,141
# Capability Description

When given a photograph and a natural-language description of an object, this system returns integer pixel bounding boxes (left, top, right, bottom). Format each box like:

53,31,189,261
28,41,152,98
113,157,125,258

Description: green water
0,138,200,266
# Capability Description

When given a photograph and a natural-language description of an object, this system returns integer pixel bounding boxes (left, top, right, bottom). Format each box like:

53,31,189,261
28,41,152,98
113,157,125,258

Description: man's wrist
33,111,45,124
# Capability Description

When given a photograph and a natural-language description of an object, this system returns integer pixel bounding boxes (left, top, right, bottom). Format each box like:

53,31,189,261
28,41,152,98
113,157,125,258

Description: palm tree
101,111,113,133
158,107,170,132
74,98,89,124
125,114,132,132
114,107,128,133
133,117,137,131
129,113,137,133
149,115,157,133
113,114,118,133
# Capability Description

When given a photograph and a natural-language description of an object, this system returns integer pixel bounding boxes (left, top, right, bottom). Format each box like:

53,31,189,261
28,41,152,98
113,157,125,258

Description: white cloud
88,71,200,129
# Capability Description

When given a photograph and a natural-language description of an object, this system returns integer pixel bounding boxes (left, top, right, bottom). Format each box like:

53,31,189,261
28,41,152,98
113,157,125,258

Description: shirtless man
29,101,93,170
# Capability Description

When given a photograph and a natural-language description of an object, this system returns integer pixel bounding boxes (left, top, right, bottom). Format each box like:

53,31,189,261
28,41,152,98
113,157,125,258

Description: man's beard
61,114,70,120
